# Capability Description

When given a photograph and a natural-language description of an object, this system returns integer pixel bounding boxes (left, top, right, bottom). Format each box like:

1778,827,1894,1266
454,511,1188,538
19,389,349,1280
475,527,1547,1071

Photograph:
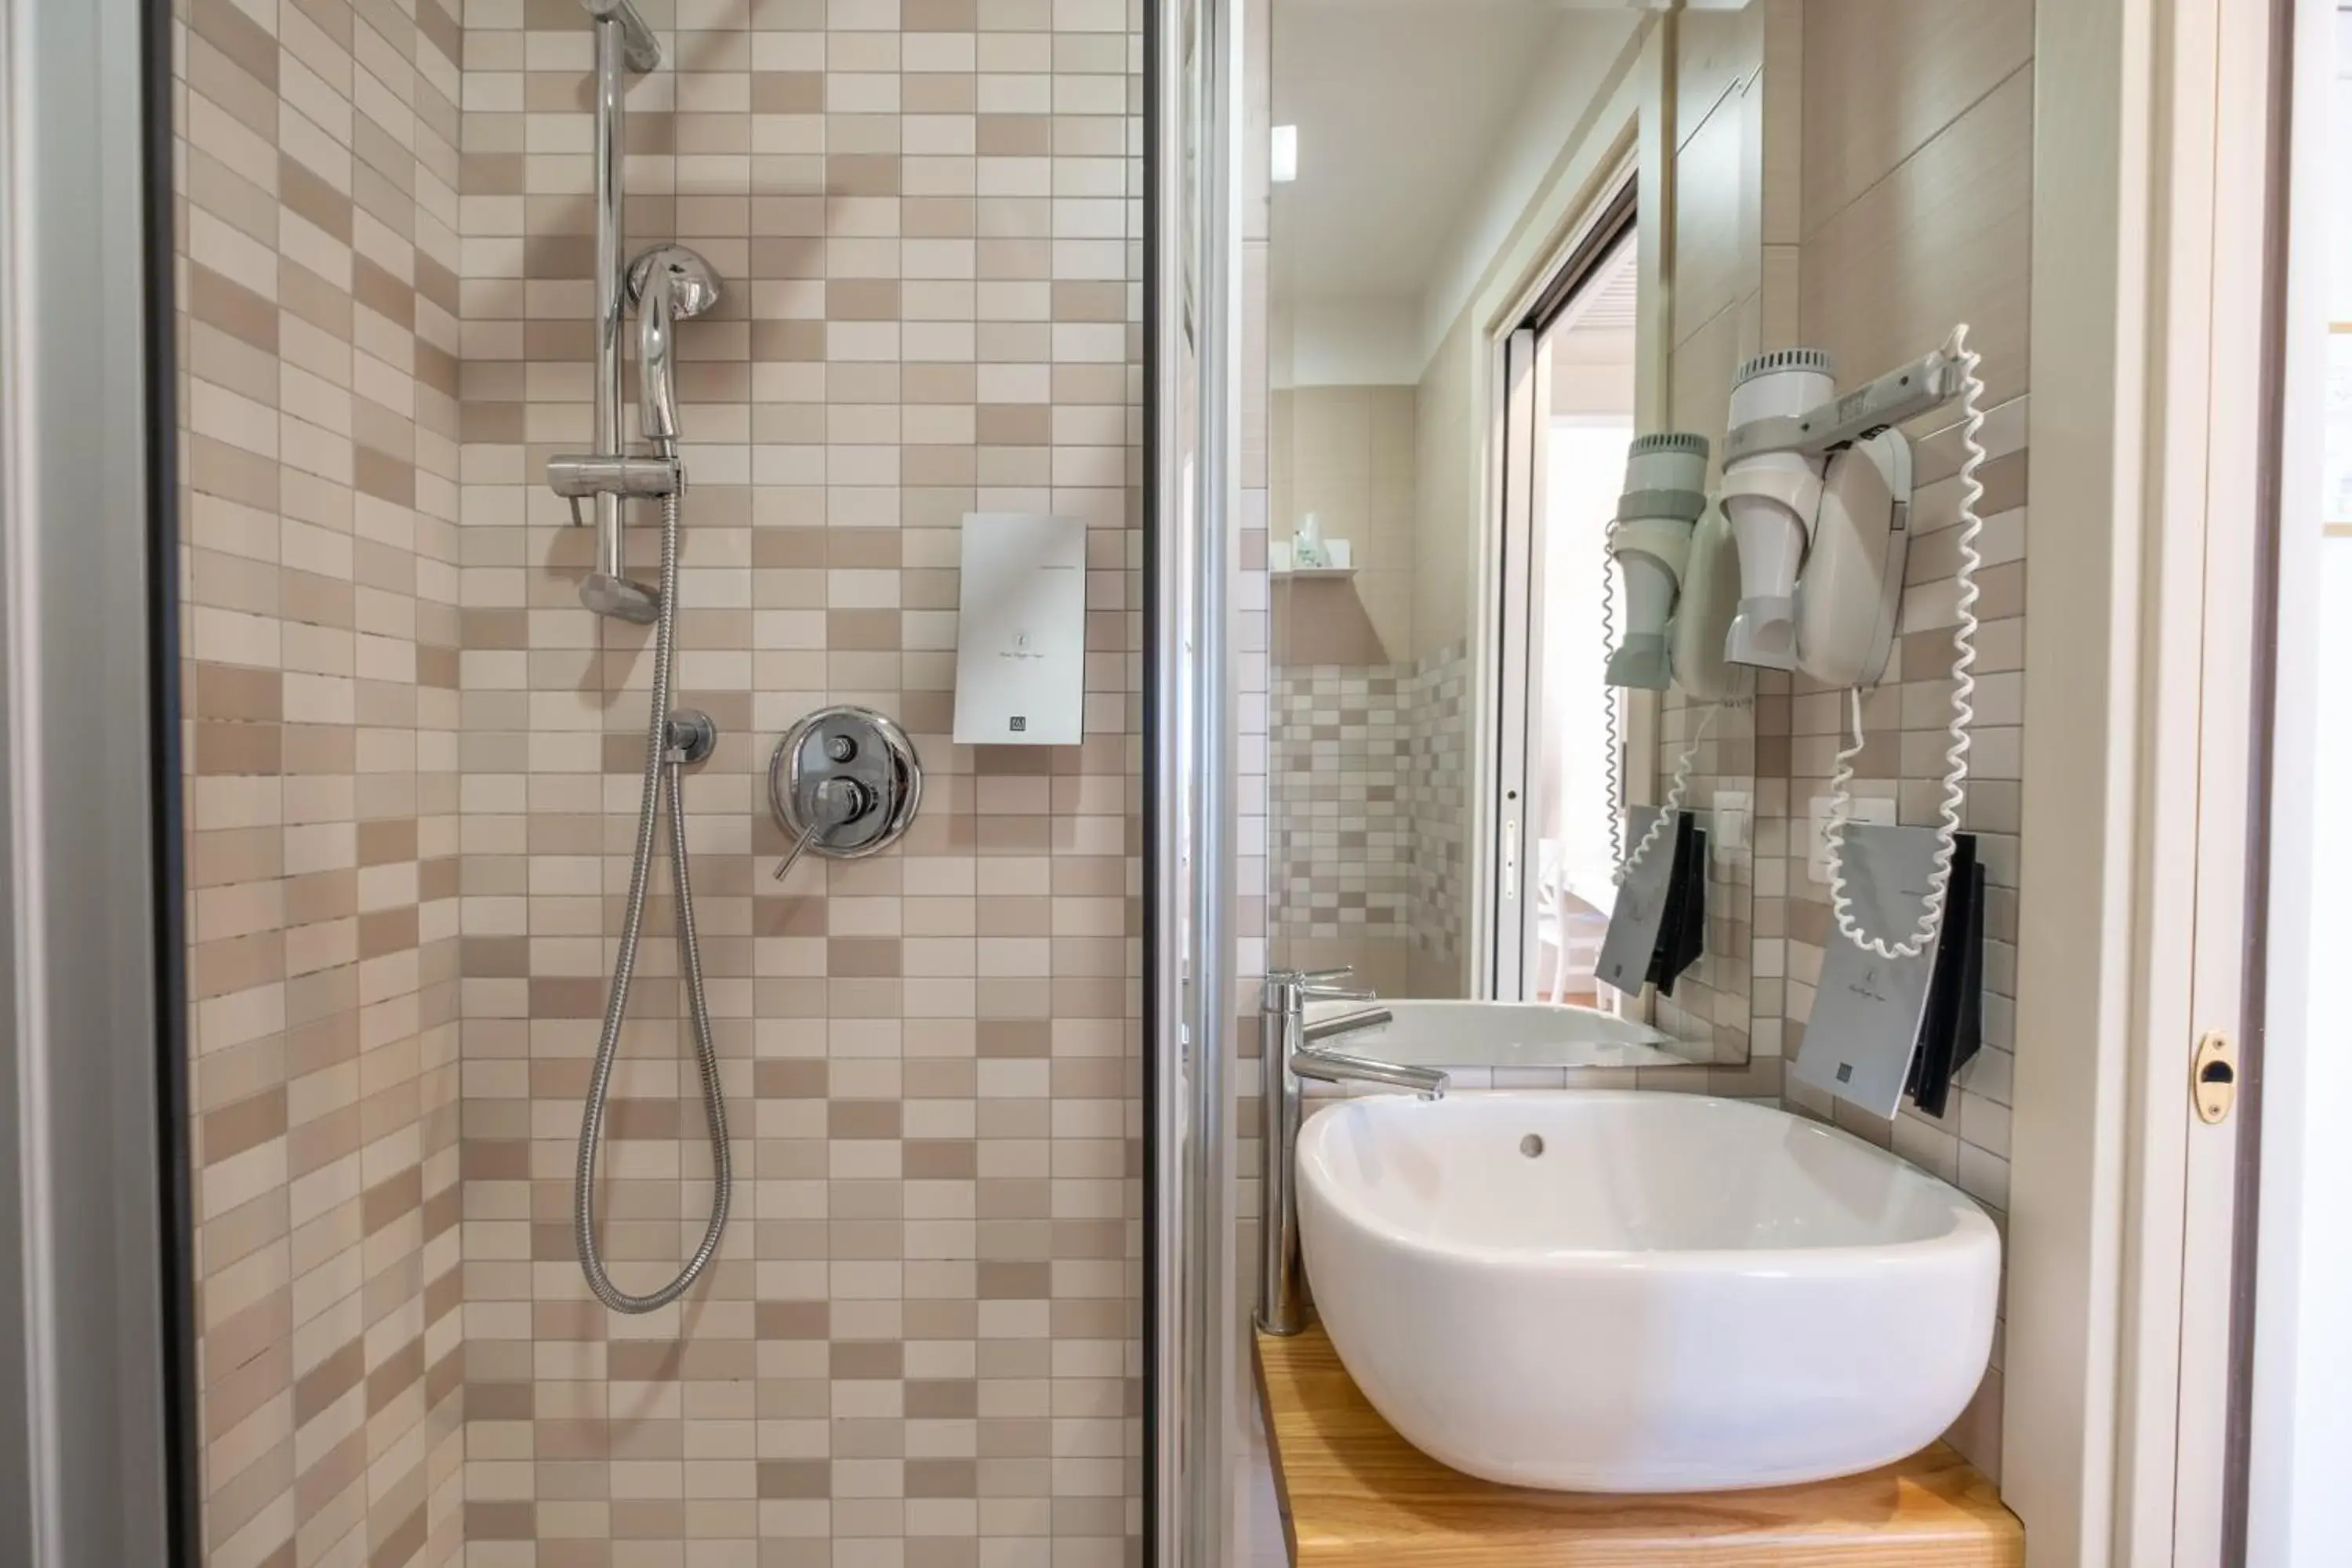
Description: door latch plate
2192,1031,2237,1126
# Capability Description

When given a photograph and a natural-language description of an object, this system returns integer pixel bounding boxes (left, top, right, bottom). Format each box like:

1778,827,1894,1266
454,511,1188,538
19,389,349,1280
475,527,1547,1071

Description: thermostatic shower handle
771,777,869,881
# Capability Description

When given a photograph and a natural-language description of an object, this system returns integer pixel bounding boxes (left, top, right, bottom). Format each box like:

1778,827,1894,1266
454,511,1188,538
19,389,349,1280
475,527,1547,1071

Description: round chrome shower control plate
769,705,921,859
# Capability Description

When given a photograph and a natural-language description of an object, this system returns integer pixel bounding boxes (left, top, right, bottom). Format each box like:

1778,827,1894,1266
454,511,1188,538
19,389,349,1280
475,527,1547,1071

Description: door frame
2002,0,2287,1560
1459,54,1661,999
1486,206,1638,1005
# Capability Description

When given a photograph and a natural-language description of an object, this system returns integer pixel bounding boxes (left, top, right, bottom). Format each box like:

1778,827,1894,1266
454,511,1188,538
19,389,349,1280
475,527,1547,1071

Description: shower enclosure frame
0,0,195,1561
0,0,1234,1562
1149,2,1242,1566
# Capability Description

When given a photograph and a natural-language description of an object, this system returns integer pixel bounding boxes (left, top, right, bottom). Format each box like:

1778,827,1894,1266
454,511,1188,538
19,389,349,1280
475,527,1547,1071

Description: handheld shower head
626,245,723,452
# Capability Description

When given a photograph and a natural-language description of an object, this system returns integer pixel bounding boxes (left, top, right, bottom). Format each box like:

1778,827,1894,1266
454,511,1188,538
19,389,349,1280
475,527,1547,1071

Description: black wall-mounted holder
1904,832,1985,1118
1791,825,1985,1120
1595,808,1708,1001
1646,815,1708,996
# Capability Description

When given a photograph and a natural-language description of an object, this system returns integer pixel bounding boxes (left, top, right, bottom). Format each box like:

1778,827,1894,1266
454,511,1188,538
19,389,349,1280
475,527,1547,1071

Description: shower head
627,245,723,452
582,569,660,624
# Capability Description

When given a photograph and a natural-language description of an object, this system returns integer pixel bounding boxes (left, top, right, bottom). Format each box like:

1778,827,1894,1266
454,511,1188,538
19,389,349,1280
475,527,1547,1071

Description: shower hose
573,488,731,1313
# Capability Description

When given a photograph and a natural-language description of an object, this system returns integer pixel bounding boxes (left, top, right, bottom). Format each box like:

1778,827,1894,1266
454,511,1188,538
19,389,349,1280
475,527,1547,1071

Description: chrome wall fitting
666,709,717,764
768,706,923,880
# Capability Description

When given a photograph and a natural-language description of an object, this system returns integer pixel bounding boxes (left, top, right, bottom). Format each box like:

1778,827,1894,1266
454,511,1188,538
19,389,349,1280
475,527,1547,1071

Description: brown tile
194,720,281,776
752,72,824,113
188,266,278,354
281,155,354,245
753,1058,828,1098
904,1140,977,1180
367,1502,425,1568
465,1502,536,1543
977,1020,1050,1058
906,1378,978,1419
354,256,416,332
353,445,416,508
906,1459,977,1498
903,0,977,27
757,1461,830,1500
826,155,902,197
201,1087,286,1165
294,1338,365,1427
978,115,1051,157
977,1261,1050,1299
827,1099,902,1140
365,1336,423,1416
827,280,902,321
828,1341,902,1380
190,0,278,90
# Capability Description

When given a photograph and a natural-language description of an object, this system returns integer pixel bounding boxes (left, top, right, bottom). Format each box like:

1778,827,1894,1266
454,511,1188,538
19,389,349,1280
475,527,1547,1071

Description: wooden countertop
1255,1326,2022,1568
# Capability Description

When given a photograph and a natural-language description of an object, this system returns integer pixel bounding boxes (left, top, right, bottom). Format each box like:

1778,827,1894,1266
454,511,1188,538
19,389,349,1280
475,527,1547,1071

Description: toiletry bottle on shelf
1293,511,1327,570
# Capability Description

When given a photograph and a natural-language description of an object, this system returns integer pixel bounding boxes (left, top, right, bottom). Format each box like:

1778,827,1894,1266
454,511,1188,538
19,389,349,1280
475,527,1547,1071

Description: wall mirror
1264,0,1762,1066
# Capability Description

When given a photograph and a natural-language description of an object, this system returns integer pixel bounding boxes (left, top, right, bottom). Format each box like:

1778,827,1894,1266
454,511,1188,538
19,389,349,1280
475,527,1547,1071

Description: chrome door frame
0,0,192,1561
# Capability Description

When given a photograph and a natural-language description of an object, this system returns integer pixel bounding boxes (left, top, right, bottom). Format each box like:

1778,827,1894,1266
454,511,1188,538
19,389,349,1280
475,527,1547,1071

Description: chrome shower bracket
768,706,923,879
666,709,717,765
546,452,681,528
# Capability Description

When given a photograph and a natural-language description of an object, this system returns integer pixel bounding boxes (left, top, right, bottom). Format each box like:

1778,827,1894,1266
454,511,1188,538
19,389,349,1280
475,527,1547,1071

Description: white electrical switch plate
953,513,1088,746
1807,794,1896,884
1712,790,1751,864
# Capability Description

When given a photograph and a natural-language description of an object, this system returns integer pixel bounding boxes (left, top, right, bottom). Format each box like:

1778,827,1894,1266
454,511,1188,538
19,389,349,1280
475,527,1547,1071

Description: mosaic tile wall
174,0,470,1563
1742,0,2032,1477
449,3,1146,1564
1401,641,1468,996
1267,665,1411,982
1771,399,2028,1475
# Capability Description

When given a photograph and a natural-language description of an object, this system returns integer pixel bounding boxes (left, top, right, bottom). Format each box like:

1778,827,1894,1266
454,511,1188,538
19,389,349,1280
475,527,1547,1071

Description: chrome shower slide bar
583,0,660,72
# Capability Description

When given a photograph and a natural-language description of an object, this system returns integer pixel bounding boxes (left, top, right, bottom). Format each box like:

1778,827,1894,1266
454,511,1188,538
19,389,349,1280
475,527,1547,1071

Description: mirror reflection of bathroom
1265,0,1760,1067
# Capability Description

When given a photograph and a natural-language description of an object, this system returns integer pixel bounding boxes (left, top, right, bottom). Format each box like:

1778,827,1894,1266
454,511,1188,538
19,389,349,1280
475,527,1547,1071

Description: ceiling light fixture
1271,125,1298,183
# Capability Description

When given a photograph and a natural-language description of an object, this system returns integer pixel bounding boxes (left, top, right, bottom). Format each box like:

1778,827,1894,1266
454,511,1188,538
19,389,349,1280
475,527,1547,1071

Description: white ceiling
1269,2,1560,304
1268,1,1655,308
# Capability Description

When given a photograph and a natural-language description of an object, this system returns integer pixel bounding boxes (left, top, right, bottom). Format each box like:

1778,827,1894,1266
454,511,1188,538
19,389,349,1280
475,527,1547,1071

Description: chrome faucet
1257,969,1448,1335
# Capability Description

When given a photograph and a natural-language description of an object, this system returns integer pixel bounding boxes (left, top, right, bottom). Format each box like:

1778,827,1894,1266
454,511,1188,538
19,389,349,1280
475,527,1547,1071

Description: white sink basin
1294,1091,2000,1493
1301,997,1679,1069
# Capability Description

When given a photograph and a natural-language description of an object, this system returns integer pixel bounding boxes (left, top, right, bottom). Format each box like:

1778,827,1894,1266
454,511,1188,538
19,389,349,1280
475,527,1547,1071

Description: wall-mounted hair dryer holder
1793,428,1911,690
1719,347,1969,688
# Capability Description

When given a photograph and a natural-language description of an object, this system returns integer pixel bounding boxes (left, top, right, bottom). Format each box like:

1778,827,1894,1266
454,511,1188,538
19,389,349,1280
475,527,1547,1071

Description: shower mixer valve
768,705,923,882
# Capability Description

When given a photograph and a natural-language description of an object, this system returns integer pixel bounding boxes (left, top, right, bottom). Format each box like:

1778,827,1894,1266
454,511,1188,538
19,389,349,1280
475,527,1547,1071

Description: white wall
1273,296,1425,389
